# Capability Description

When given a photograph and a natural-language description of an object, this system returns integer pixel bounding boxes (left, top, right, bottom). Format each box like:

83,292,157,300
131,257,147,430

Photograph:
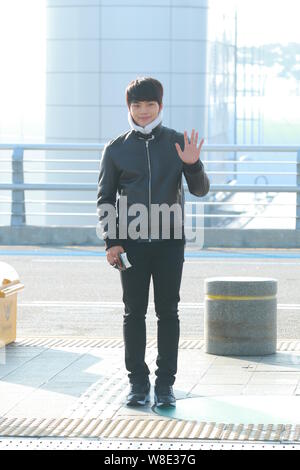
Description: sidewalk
1,335,300,445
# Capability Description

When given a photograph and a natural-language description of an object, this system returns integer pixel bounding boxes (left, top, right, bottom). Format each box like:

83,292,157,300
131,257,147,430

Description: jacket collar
128,109,164,140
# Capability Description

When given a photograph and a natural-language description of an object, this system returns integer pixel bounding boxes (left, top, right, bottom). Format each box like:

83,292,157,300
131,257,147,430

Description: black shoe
154,385,176,408
126,381,151,406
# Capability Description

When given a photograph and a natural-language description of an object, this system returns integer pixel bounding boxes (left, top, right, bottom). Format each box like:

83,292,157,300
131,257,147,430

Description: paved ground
0,337,300,445
1,245,300,338
1,245,300,448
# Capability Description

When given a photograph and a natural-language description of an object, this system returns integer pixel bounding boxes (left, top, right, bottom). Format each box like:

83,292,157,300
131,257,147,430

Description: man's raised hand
175,129,204,165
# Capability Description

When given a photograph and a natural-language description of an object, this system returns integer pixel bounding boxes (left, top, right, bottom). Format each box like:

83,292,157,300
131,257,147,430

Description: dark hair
125,77,163,108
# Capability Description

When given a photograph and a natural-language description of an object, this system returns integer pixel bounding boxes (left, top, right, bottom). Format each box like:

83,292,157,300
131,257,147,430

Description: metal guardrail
0,143,300,229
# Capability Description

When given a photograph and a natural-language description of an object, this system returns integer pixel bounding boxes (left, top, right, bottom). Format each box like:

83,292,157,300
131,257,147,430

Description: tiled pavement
0,336,300,443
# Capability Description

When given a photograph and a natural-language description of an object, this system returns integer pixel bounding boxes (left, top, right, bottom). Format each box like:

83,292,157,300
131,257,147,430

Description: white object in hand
119,253,132,269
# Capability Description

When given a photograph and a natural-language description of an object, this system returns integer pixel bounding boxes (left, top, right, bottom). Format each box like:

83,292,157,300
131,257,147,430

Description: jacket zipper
145,136,155,242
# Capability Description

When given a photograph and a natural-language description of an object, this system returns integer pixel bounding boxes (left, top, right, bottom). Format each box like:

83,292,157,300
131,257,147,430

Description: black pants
119,241,185,387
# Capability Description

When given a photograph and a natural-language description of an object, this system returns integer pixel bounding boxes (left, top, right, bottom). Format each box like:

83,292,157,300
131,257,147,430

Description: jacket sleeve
183,159,210,197
96,144,122,250
175,131,210,197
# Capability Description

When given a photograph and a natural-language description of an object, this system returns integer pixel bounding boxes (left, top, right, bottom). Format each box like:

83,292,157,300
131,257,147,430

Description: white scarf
128,108,163,135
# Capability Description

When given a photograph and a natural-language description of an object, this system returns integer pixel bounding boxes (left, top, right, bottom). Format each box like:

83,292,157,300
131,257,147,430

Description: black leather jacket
97,123,210,250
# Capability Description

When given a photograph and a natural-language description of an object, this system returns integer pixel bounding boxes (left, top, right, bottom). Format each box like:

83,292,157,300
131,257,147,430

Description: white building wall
45,0,236,226
205,0,237,190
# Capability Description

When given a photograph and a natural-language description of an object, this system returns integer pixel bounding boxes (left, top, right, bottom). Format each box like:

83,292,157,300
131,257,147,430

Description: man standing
97,77,210,407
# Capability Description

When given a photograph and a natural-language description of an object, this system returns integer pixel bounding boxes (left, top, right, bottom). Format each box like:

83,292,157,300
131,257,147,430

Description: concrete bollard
204,277,277,356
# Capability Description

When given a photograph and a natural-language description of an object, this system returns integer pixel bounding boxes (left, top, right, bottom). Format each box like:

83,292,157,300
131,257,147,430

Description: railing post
11,147,26,226
297,149,300,230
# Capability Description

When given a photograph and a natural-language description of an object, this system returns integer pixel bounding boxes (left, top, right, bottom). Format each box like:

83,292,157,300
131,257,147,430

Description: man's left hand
175,129,204,165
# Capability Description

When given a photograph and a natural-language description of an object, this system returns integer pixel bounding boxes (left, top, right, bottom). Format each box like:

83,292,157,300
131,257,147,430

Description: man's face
129,100,162,127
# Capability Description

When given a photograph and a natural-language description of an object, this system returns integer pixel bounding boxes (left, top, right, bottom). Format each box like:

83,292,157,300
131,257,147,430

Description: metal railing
1,143,300,245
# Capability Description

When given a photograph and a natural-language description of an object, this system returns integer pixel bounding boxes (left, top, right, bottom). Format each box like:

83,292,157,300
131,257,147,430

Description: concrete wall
1,226,300,248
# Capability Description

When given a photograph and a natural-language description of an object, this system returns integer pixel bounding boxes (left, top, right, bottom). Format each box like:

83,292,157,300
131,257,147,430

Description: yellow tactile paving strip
0,416,299,442
8,336,300,351
1,337,300,442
